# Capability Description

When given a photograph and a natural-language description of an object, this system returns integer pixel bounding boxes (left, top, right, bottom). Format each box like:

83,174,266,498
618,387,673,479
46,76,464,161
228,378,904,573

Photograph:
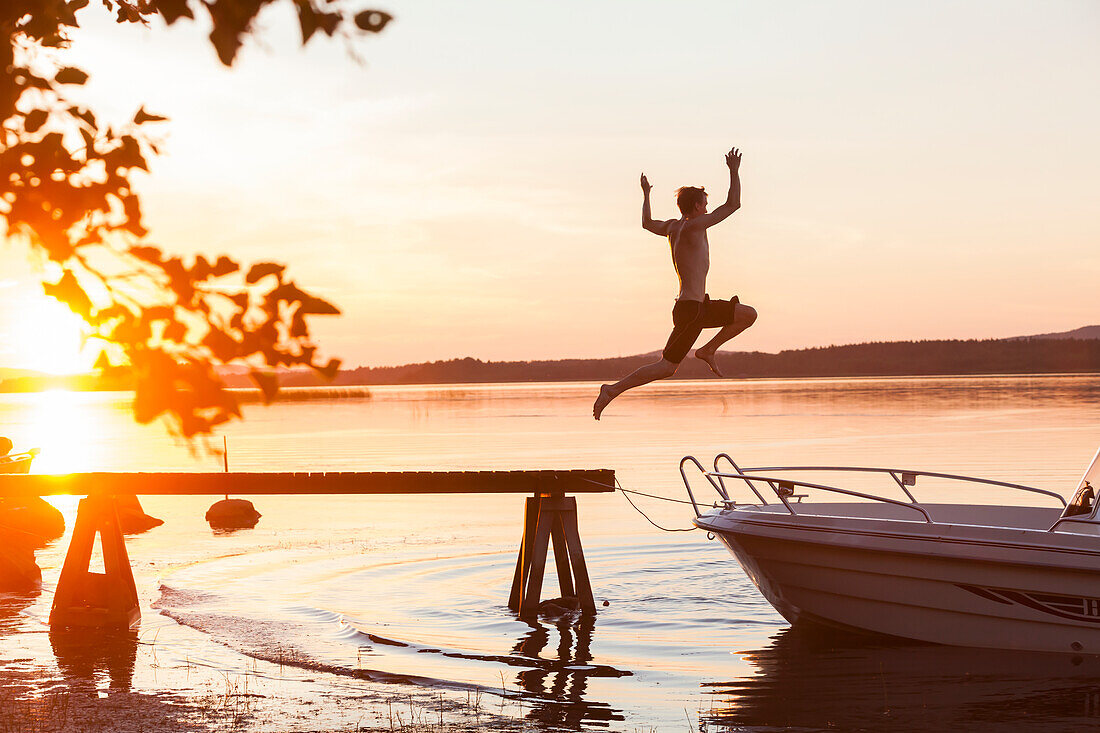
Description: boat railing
740,466,1066,509
713,453,772,505
680,455,1067,524
722,472,935,522
679,456,728,517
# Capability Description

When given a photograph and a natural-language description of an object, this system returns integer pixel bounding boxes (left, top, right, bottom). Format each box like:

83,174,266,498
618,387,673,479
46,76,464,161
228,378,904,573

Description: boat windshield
1062,446,1100,518
1080,446,1100,493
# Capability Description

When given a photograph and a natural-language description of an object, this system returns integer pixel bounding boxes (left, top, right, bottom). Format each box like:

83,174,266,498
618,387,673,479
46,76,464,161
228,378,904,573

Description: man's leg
593,358,679,420
695,303,758,377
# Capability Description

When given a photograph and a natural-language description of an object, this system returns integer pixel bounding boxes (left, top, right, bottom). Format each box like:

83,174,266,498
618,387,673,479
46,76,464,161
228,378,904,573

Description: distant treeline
231,386,373,403
2,337,1097,393
276,336,1100,387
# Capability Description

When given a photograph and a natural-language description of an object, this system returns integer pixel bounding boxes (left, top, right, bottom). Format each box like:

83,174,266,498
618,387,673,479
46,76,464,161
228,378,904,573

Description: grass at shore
2,664,663,733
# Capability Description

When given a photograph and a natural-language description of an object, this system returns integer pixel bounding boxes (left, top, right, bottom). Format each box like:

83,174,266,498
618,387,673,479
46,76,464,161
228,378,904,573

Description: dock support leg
549,514,575,599
50,495,140,630
509,494,595,618
509,495,541,610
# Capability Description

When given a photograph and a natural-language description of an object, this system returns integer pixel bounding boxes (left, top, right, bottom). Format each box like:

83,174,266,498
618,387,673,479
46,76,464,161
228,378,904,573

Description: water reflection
703,626,1100,732
0,590,39,633
49,628,139,693
511,614,627,728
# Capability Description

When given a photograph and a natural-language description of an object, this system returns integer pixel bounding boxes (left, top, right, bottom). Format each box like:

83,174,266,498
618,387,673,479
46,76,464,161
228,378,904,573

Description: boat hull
0,453,33,474
702,504,1100,654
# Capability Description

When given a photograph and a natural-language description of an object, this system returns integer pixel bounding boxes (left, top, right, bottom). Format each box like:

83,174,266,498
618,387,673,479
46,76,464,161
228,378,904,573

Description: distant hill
301,337,1098,386
3,329,1098,392
1018,325,1100,341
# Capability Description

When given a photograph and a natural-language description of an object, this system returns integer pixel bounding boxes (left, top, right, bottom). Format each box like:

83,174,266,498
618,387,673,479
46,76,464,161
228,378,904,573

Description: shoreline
1,369,1099,397
1,600,539,733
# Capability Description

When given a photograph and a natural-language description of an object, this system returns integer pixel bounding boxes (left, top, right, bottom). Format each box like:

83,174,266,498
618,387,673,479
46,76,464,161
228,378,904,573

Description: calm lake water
2,375,1100,731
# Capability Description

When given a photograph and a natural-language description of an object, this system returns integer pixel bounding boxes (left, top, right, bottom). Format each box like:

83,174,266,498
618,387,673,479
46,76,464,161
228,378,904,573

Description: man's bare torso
668,220,709,302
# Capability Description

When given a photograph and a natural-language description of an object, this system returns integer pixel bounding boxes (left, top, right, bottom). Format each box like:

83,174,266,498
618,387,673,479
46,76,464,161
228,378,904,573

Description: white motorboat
683,446,1100,654
0,443,38,475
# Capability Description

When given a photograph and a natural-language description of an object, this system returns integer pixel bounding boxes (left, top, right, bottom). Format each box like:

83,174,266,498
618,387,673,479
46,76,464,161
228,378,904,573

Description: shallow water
2,375,1099,730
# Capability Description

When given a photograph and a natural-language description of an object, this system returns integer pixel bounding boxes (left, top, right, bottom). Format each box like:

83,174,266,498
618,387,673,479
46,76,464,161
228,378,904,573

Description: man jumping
593,146,757,420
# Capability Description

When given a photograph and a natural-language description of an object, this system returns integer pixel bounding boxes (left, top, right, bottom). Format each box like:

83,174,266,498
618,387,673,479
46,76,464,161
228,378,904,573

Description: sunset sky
2,0,1098,372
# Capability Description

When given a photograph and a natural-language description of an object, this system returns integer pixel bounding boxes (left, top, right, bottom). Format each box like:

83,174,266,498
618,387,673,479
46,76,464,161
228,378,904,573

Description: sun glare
5,293,97,375
26,389,103,474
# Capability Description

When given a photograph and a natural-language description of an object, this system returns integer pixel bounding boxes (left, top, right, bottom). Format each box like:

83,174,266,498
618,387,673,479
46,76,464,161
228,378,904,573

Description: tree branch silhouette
2,0,392,438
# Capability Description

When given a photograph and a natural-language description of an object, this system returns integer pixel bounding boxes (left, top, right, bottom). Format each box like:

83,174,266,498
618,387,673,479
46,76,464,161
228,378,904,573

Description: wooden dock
0,470,614,497
0,469,615,627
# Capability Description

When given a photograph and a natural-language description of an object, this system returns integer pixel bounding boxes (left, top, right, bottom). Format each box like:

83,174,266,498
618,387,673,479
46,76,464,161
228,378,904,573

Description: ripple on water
151,536,778,727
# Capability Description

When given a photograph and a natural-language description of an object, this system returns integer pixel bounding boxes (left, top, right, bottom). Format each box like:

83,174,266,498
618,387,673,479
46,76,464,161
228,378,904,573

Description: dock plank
0,470,615,496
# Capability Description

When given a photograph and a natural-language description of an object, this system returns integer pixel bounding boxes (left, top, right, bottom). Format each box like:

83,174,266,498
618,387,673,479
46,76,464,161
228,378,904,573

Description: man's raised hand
725,147,742,171
640,173,652,194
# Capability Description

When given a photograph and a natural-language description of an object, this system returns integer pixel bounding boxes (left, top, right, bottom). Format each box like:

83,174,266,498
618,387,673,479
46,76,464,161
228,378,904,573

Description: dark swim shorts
661,295,740,363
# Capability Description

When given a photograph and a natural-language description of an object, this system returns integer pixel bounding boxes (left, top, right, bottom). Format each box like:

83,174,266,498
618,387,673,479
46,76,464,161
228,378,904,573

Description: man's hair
676,186,707,216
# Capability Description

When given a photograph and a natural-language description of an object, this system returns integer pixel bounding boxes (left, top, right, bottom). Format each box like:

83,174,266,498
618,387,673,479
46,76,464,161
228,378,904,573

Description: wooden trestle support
509,494,595,618
50,495,140,629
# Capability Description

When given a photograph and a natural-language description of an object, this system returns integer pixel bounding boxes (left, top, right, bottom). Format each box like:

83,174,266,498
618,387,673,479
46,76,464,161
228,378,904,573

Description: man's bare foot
593,384,614,420
695,350,725,378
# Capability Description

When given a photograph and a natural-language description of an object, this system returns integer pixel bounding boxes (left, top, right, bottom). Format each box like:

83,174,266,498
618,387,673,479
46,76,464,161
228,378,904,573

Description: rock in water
115,495,165,534
205,498,261,530
0,530,42,591
0,496,65,542
537,596,582,617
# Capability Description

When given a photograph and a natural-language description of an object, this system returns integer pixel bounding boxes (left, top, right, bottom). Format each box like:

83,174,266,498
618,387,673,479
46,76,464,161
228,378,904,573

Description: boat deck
728,502,1064,531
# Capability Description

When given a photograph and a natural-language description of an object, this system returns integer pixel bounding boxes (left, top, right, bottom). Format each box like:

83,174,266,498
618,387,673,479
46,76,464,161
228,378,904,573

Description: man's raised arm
640,173,669,235
691,147,742,230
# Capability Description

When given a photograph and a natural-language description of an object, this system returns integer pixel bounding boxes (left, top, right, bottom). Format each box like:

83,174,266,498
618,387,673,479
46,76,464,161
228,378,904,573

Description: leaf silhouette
116,135,148,171
246,262,286,283
250,369,280,403
24,109,48,132
297,3,320,43
129,245,162,263
354,10,392,32
315,357,341,380
152,0,193,25
212,255,238,276
297,294,340,315
202,327,240,361
54,67,89,85
267,282,307,304
42,270,93,319
164,319,187,342
290,311,307,337
134,106,168,124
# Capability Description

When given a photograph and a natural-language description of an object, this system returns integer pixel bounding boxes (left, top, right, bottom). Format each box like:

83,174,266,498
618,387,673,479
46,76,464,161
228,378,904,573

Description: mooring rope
617,480,697,533
615,485,698,506
574,475,700,532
